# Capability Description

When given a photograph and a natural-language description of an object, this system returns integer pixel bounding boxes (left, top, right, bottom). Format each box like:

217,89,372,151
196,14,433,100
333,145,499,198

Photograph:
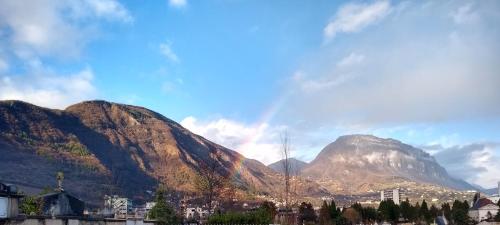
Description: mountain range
0,100,478,204
0,100,327,203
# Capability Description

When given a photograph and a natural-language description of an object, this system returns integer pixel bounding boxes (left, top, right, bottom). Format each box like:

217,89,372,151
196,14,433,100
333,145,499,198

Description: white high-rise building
380,188,403,205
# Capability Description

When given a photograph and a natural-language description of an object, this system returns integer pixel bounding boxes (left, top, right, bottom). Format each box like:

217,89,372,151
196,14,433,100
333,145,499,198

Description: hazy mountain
268,158,308,175
0,100,328,203
302,134,476,194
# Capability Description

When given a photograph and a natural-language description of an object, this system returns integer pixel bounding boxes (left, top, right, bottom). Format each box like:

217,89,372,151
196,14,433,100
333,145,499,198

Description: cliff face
0,100,327,203
301,135,474,194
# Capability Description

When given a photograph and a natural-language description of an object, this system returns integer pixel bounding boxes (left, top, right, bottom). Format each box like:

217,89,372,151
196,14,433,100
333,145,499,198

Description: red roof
471,198,495,210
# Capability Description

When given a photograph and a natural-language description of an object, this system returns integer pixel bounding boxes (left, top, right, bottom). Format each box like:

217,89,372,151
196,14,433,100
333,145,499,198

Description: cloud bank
181,116,285,165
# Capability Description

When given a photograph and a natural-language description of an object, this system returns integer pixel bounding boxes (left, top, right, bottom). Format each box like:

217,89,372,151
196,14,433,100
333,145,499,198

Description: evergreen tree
400,198,412,221
420,200,432,224
451,200,470,225
148,189,179,225
363,207,378,224
319,201,332,225
429,204,439,223
329,200,340,220
378,200,400,224
441,202,451,221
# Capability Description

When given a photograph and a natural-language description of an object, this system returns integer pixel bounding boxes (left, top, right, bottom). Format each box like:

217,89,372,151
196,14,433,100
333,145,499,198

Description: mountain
302,134,476,194
0,100,328,203
268,158,308,175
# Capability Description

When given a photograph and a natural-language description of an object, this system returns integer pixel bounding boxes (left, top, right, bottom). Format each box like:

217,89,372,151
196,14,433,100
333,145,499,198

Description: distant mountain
268,158,308,175
484,187,499,196
0,100,328,203
302,135,476,194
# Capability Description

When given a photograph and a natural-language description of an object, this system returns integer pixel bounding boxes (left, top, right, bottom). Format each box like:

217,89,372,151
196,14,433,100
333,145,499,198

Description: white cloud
169,0,187,8
324,0,391,41
0,67,97,109
0,0,131,108
181,116,285,165
0,0,132,58
159,43,180,63
431,143,500,188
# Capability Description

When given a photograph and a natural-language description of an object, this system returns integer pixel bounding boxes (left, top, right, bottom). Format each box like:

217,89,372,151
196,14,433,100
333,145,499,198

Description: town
1,176,499,225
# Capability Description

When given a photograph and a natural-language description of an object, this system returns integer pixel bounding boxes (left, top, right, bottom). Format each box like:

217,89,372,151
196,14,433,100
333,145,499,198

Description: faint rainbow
229,91,290,181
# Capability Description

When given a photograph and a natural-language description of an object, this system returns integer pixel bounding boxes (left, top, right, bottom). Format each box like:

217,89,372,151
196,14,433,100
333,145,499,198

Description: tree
441,202,451,221
400,198,412,221
451,200,470,225
420,200,432,224
329,200,340,220
280,132,291,209
363,207,378,224
148,189,179,225
260,201,277,221
378,200,400,224
343,208,361,225
319,201,332,225
298,202,317,224
194,151,229,215
430,204,439,222
20,196,43,215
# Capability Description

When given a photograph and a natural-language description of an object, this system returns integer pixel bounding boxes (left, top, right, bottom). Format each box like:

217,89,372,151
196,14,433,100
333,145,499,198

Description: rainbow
228,91,290,182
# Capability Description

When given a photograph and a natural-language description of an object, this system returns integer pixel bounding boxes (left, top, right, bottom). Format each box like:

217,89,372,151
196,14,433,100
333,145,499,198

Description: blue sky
0,0,499,187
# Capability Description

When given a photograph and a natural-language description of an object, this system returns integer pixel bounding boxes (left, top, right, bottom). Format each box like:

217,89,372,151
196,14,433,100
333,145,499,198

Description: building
468,198,500,222
380,188,403,205
0,183,23,218
184,207,209,220
39,191,85,217
104,195,133,219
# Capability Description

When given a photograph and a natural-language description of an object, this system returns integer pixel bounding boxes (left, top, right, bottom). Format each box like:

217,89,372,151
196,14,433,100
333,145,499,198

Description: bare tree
281,132,291,209
194,151,228,215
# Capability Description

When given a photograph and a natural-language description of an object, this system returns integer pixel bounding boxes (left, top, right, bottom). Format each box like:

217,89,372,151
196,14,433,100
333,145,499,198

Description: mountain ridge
0,100,328,203
301,134,476,194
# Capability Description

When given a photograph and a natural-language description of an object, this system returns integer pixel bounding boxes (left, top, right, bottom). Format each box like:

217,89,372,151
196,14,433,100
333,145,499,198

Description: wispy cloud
450,3,479,25
159,43,180,63
324,0,391,42
289,0,500,126
336,52,365,68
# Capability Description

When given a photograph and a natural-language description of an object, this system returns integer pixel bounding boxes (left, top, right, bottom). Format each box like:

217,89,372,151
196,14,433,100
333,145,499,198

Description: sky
0,0,499,188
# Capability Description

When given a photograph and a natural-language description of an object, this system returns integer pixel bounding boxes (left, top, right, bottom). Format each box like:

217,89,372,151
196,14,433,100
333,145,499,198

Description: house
0,183,23,218
39,191,85,217
469,198,500,222
185,207,209,220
